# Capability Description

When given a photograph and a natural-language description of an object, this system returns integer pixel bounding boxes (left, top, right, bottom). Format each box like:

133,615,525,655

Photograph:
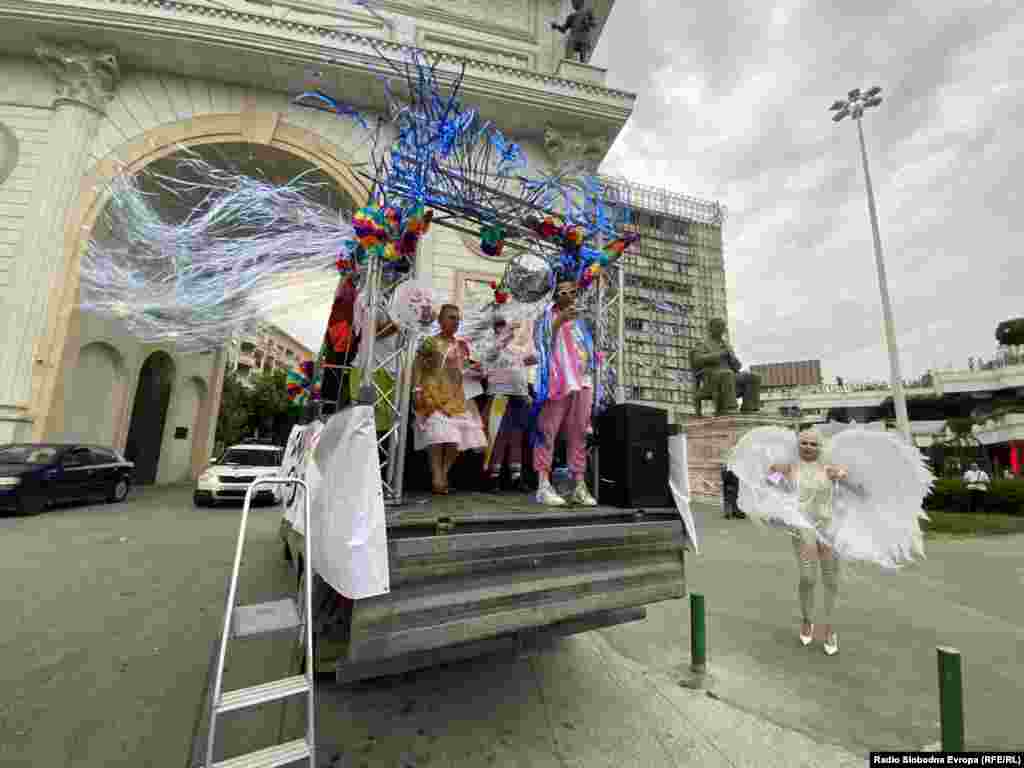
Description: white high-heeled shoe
799,624,814,647
823,632,839,656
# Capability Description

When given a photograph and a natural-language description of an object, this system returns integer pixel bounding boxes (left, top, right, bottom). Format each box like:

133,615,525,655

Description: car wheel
17,493,46,516
108,478,130,503
193,493,210,508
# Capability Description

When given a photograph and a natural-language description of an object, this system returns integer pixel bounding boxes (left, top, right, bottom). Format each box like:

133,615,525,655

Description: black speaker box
598,404,673,508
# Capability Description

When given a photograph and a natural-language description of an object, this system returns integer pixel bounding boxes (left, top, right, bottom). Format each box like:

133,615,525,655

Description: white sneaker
824,632,839,656
800,624,814,647
570,481,598,507
536,484,567,506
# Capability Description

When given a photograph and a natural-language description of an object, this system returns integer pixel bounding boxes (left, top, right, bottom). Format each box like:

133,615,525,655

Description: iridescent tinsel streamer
80,157,357,351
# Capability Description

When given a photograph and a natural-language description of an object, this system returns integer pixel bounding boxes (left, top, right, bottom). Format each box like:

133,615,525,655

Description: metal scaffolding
310,242,628,507
599,176,726,227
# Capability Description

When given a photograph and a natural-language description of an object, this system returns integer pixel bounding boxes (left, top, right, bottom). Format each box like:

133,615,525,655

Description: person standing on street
962,462,991,513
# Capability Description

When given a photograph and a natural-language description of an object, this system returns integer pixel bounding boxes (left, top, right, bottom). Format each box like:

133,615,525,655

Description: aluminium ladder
194,477,316,768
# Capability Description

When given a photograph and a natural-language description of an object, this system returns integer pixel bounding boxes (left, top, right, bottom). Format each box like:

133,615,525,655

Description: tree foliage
214,367,297,452
995,317,1024,347
215,370,250,452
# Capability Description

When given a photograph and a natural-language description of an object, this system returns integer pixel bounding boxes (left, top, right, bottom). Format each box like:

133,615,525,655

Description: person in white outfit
768,428,849,656
962,462,990,513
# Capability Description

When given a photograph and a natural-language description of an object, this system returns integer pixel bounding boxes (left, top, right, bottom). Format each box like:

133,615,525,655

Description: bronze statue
551,0,596,64
691,318,762,417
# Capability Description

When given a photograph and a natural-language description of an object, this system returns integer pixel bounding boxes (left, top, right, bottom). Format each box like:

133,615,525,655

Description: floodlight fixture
828,84,911,444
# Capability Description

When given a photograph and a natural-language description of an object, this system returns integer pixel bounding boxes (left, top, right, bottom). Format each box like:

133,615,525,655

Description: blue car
0,443,135,516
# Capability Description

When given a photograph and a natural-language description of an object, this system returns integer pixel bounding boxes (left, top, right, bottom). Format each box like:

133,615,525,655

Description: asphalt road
2,485,1021,767
600,504,1024,753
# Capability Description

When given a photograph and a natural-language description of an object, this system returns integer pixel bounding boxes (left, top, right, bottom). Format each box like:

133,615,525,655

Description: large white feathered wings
726,427,807,531
727,425,933,569
825,429,933,569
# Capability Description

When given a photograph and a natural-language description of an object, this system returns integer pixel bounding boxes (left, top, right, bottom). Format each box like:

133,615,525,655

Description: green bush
922,511,1024,537
923,478,1024,516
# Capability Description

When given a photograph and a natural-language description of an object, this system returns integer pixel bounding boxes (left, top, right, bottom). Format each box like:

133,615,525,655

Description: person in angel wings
728,424,933,657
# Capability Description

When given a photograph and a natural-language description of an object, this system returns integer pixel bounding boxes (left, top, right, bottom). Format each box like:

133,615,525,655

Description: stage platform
386,491,679,530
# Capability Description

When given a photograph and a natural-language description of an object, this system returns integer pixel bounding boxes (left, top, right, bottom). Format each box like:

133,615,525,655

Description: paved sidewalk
311,628,866,768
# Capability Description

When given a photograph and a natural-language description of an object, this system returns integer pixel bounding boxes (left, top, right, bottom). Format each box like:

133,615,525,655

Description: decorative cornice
379,0,539,45
4,0,634,106
35,42,120,113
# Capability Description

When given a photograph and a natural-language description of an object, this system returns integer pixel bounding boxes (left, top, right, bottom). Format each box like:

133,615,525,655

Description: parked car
0,443,134,516
194,441,284,507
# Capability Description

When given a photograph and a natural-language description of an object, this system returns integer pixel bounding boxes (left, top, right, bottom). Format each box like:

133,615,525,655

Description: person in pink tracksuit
531,279,598,507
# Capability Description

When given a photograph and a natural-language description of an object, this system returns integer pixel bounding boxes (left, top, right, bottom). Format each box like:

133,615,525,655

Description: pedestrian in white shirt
962,462,990,513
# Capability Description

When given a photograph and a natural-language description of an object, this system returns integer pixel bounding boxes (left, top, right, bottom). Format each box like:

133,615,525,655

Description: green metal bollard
690,593,706,674
937,646,964,751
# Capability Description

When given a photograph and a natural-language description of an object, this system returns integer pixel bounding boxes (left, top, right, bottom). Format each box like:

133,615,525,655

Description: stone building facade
0,0,630,483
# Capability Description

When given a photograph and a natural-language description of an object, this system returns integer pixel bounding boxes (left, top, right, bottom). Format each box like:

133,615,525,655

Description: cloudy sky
591,0,1022,382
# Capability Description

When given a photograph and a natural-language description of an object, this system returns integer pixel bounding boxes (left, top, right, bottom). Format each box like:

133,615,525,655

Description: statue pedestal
680,414,795,506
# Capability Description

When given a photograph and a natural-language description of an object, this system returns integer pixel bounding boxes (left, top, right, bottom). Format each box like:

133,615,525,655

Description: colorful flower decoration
601,232,640,261
286,367,311,406
349,203,433,265
561,224,585,249
490,280,509,304
480,223,506,257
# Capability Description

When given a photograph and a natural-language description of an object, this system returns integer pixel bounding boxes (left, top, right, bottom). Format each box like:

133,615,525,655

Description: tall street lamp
830,86,912,444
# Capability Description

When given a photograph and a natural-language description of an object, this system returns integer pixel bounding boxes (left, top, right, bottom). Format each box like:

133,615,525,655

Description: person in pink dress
412,304,487,494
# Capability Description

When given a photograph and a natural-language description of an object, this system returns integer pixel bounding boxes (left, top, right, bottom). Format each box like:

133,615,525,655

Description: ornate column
0,43,119,442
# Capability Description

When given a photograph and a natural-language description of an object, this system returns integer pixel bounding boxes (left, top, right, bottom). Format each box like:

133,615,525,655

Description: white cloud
596,0,1022,381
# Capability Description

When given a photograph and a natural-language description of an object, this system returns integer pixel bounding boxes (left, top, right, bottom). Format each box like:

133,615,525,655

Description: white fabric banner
668,434,699,554
281,422,323,531
280,411,390,599
309,406,390,599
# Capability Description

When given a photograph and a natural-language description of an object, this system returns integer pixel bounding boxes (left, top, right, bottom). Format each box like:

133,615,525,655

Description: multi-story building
227,324,313,384
600,177,727,422
757,360,1024,472
750,360,823,389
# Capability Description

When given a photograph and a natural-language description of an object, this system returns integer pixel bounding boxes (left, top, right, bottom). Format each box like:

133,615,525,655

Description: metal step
217,676,310,714
232,599,302,638
211,738,310,768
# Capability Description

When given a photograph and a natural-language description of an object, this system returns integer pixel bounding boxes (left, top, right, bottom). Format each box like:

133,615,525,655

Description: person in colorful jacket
530,278,598,507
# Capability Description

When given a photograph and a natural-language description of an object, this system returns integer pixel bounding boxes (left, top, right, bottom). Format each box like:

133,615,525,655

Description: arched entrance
124,351,175,485
34,113,369,446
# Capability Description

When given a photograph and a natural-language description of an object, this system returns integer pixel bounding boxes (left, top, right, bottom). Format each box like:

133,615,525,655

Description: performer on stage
319,273,361,415
483,311,537,492
412,304,487,495
351,289,401,435
728,424,933,657
531,278,598,507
